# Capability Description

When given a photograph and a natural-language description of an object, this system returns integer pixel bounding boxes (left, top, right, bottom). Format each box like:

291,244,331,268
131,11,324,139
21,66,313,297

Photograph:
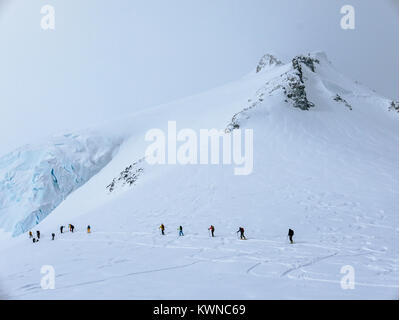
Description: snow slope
1,52,399,299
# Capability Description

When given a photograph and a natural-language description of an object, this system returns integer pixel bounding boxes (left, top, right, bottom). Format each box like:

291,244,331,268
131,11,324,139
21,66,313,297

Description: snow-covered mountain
1,52,399,299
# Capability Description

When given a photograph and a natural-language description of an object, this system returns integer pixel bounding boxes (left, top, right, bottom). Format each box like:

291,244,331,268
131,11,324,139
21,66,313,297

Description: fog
0,0,398,153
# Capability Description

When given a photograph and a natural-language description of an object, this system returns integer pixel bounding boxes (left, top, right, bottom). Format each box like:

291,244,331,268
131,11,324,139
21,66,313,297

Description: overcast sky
0,0,398,154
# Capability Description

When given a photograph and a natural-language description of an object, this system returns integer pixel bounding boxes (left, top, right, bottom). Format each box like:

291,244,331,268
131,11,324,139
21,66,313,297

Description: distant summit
256,54,283,73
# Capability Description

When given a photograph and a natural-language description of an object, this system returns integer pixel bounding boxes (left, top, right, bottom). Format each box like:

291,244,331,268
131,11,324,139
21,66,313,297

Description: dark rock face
282,55,319,111
283,73,314,111
389,101,399,113
292,55,320,74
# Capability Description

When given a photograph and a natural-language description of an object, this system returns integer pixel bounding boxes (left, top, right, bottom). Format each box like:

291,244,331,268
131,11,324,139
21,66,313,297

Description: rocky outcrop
107,158,145,193
389,101,399,113
333,94,352,110
282,55,319,111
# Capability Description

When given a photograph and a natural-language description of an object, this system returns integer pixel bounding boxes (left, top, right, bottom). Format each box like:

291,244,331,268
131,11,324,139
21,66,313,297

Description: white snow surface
1,52,399,299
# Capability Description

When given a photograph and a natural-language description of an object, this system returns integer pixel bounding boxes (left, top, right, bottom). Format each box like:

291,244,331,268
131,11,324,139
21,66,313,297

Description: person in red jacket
237,227,246,240
208,225,215,237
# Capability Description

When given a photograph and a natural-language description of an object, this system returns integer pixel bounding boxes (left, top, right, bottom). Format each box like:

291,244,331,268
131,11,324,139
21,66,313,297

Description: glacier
0,132,122,236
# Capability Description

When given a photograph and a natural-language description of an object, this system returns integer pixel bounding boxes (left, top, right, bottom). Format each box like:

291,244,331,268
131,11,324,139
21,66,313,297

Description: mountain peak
256,54,283,73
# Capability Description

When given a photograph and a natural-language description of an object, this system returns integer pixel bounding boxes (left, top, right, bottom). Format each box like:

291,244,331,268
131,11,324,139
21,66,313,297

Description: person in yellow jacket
87,225,91,233
159,224,165,235
28,231,33,238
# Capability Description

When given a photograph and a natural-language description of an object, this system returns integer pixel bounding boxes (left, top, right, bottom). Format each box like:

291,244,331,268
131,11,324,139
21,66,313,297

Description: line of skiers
29,224,92,243
159,224,245,239
158,224,295,243
60,224,75,233
29,224,295,243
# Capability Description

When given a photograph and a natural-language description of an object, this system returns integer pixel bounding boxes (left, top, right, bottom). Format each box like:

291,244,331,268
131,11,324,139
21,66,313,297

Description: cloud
0,0,11,18
389,0,399,12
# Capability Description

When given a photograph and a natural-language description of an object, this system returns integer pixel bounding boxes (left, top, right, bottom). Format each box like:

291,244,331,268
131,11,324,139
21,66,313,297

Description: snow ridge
227,53,322,131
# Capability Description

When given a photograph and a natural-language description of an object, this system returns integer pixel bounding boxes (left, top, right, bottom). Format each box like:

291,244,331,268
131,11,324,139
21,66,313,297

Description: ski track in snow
12,260,202,299
280,252,339,278
3,222,399,299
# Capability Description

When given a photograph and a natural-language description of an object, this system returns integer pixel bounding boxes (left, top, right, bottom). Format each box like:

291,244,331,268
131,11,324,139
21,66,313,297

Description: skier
70,224,75,233
36,230,41,239
237,227,246,240
29,231,33,238
288,229,294,244
33,238,38,243
60,226,64,234
159,224,165,235
87,225,91,233
178,226,184,237
52,233,55,241
208,225,215,237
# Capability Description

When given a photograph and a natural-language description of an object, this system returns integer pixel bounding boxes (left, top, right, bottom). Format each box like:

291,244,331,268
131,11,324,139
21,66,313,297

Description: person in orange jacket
159,224,165,235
